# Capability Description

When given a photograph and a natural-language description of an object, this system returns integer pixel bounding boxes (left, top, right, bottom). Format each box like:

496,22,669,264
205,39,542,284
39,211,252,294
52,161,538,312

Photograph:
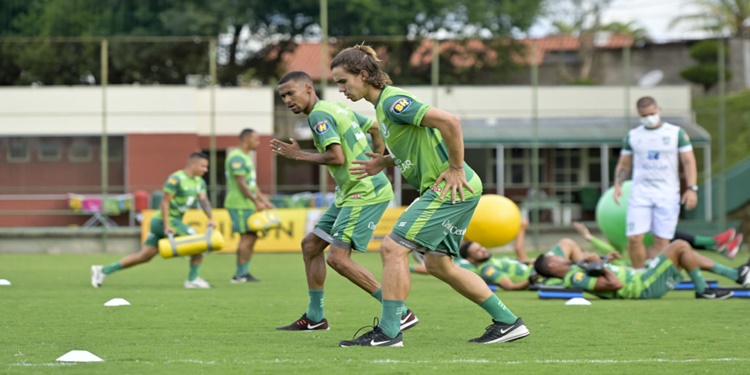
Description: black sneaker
231,274,261,283
339,319,403,347
276,313,329,331
695,288,734,299
737,263,750,286
468,317,530,344
400,309,419,331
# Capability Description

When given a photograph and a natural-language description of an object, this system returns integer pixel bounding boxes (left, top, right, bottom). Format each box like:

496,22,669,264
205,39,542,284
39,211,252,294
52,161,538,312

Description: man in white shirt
613,96,698,269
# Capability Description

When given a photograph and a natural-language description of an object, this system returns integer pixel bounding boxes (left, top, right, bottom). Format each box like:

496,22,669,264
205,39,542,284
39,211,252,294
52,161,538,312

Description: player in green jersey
331,44,527,347
273,71,418,332
91,152,216,289
534,239,750,300
225,128,274,283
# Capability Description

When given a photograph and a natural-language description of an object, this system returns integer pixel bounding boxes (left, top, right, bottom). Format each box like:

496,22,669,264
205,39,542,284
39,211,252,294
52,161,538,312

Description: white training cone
56,350,104,362
0,279,11,286
104,298,131,307
565,297,591,306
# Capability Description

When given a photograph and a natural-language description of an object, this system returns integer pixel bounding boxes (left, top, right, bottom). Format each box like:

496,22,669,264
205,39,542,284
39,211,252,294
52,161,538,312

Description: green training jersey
374,86,482,197
224,148,257,209
154,170,206,222
455,257,476,272
563,263,640,299
478,257,532,285
308,100,394,207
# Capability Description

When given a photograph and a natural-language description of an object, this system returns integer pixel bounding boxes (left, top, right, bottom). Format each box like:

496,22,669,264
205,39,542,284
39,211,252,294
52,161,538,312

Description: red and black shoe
276,313,330,331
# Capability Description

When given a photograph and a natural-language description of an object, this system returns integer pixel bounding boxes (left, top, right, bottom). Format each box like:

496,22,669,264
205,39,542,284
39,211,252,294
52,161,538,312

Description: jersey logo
647,151,660,160
573,272,585,282
662,136,670,145
168,177,178,185
314,120,330,135
390,98,412,114
485,268,496,276
379,122,390,138
683,133,690,141
232,162,242,169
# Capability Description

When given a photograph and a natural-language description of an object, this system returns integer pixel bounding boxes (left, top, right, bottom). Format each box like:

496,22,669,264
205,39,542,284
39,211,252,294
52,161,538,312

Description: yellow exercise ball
465,194,522,248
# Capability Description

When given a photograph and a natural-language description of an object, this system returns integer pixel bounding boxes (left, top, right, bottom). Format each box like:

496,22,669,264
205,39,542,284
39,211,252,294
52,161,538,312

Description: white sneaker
184,277,211,289
91,265,106,288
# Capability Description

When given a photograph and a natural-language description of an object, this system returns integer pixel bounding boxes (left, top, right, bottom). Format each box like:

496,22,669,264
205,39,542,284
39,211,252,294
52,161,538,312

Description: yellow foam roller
158,228,225,259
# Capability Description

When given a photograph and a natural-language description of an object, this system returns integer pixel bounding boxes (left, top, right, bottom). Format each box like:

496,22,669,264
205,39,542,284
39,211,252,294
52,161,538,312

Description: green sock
102,262,123,275
380,300,404,338
711,263,739,280
235,261,250,277
479,294,517,324
306,289,325,322
694,235,717,249
188,264,200,281
688,268,707,294
372,289,409,317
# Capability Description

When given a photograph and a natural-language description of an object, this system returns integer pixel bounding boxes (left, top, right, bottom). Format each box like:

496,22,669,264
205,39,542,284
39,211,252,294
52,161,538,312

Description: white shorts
626,194,680,239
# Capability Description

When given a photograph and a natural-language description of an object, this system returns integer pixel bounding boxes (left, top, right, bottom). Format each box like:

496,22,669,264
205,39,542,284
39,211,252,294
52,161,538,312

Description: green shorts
227,208,256,234
638,254,684,299
389,190,480,257
313,201,389,252
144,217,197,247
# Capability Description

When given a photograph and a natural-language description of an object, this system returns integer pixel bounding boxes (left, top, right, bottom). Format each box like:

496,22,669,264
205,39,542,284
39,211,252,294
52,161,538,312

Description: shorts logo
314,120,330,135
647,151,660,160
441,219,466,236
368,222,376,230
573,272,585,282
390,98,412,114
398,222,407,227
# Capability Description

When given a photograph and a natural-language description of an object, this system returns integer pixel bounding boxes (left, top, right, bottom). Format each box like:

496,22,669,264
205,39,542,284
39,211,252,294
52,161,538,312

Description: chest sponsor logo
394,158,413,173
647,150,660,160
390,98,412,114
314,120,330,135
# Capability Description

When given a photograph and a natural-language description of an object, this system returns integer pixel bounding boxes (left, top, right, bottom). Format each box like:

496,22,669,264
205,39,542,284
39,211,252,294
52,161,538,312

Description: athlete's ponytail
331,43,392,89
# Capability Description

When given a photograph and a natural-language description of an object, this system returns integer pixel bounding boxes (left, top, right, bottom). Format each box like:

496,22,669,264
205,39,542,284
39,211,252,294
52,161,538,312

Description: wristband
449,165,463,170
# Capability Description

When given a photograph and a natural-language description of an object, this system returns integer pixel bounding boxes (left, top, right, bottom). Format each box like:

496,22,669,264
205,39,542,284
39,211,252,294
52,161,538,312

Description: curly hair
330,43,392,89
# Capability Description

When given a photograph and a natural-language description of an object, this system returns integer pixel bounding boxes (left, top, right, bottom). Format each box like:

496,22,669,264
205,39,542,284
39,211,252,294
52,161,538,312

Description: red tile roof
281,34,636,78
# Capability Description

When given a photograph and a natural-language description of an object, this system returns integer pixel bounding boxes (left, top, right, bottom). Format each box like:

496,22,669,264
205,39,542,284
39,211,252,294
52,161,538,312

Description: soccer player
225,128,274,283
91,152,215,289
613,96,698,268
273,71,418,332
331,44,528,346
674,228,743,259
534,240,750,300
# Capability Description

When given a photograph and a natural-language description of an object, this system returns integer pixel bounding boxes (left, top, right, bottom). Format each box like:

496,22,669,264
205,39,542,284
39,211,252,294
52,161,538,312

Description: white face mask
640,114,661,128
641,113,661,129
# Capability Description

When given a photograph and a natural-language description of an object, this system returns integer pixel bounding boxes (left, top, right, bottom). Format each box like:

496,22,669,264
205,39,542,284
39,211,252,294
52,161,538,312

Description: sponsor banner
140,206,407,253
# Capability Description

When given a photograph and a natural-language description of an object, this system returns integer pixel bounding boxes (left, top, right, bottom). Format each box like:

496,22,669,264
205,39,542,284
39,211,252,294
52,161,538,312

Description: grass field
1,250,749,375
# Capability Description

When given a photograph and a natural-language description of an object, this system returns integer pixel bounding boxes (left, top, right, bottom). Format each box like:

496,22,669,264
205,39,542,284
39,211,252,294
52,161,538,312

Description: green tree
670,0,750,37
680,40,733,92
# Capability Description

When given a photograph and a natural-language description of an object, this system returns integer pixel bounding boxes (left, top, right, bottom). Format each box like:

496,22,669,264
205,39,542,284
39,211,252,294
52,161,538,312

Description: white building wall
0,85,689,136
0,86,274,136
322,85,691,120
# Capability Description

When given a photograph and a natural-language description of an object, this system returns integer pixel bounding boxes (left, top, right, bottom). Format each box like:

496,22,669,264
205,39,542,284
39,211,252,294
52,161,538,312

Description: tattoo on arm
199,196,213,218
615,167,630,185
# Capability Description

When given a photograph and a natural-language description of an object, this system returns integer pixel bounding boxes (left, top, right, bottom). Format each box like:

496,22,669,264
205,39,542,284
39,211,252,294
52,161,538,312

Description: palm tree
670,0,750,37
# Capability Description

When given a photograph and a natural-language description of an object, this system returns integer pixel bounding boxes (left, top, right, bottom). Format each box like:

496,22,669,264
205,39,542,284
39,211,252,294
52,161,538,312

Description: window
38,139,63,161
69,138,93,162
7,138,30,162
504,148,546,186
99,137,124,162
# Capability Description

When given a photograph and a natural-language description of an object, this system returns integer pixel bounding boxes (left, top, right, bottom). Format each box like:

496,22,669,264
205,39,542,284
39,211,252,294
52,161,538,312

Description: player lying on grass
534,239,750,300
411,220,618,291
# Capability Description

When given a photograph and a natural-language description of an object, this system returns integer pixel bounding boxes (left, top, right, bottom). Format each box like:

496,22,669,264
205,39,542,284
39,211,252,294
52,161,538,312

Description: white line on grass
11,357,750,367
